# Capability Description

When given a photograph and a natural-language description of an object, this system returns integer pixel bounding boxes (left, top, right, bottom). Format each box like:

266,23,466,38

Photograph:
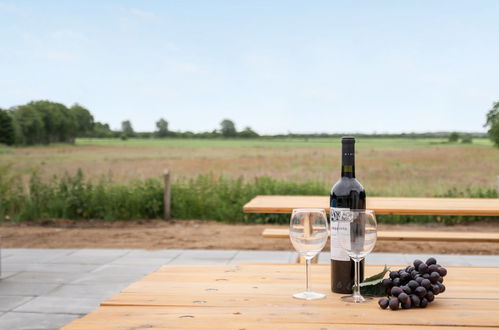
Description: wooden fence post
164,170,171,220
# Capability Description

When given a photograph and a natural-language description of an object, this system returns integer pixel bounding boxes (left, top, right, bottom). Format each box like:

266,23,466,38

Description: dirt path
1,220,498,255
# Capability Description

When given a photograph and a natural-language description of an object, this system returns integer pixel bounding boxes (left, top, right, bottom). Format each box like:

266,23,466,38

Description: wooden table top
62,263,499,329
243,195,499,216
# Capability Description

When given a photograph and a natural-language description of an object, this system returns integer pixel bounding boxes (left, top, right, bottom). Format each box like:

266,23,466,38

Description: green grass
75,137,493,148
0,166,496,224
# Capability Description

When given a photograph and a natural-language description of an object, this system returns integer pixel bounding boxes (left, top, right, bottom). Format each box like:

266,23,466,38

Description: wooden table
243,196,499,216
63,263,499,329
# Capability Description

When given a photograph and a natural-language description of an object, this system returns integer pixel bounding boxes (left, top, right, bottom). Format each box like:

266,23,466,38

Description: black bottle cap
342,136,356,144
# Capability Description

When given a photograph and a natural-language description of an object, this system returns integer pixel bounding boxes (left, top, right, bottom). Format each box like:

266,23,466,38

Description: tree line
0,100,259,145
1,99,498,147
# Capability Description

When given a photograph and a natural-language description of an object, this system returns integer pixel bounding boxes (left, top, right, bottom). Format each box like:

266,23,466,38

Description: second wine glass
333,209,377,303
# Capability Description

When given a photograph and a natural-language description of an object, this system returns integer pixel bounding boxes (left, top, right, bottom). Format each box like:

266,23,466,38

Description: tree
220,119,236,137
71,103,94,137
92,122,114,138
461,134,473,144
485,101,499,148
238,126,259,138
155,118,169,137
121,120,135,138
0,108,15,145
11,104,45,145
448,132,459,142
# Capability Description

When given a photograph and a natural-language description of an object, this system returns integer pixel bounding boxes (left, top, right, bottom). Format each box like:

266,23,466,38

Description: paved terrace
1,249,499,330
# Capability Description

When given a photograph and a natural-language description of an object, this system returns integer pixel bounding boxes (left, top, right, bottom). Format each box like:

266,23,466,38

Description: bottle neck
341,143,355,178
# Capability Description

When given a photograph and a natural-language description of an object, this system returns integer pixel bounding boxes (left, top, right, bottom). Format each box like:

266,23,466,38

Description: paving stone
91,263,162,276
14,296,99,315
0,271,19,280
48,255,121,265
4,271,82,284
109,256,173,266
45,283,126,300
0,296,34,312
229,250,294,264
69,249,131,258
461,255,499,267
0,312,80,330
0,282,60,296
21,263,100,274
125,249,183,258
70,272,145,285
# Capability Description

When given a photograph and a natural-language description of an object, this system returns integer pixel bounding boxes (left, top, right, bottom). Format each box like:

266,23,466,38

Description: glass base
293,291,326,300
341,295,372,303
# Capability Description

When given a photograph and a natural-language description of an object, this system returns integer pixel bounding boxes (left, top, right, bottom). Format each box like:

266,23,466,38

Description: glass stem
353,259,361,298
306,258,310,293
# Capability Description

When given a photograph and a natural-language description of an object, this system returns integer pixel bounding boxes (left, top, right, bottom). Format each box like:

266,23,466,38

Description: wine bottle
330,136,366,294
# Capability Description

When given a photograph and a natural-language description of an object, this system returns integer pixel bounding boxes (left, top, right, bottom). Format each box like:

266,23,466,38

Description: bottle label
330,207,351,261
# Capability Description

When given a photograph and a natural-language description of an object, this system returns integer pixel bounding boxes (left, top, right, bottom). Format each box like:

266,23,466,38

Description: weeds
0,167,496,224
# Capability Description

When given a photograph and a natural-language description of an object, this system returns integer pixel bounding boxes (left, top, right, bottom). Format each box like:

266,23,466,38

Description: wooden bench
244,196,499,262
262,228,499,243
62,263,499,329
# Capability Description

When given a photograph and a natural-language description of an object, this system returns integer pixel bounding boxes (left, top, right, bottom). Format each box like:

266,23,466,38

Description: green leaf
363,264,390,282
353,265,390,297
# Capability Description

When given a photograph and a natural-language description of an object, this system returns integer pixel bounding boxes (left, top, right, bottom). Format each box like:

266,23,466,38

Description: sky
1,1,498,134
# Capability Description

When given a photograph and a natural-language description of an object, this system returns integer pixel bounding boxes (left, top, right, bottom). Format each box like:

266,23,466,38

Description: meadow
0,137,498,223
1,137,497,197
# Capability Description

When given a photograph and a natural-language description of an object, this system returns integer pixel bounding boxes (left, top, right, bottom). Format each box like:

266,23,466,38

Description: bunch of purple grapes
378,257,447,310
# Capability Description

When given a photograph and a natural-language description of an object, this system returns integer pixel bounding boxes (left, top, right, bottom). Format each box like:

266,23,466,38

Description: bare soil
1,220,498,255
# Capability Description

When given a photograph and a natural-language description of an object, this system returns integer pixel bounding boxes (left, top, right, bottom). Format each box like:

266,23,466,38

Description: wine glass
333,209,377,303
289,208,328,300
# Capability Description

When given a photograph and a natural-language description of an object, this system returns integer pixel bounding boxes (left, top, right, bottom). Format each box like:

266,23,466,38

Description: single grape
415,286,427,298
426,257,437,266
401,300,412,309
430,272,440,283
389,271,399,280
401,285,411,295
428,264,438,273
399,271,410,283
418,263,428,274
439,283,446,293
406,266,415,273
420,297,428,308
438,276,444,283
426,291,435,302
398,292,410,304
421,279,431,290
389,297,400,310
413,259,423,269
382,278,393,288
415,277,424,284
431,284,440,295
437,267,447,277
410,294,420,307
378,297,389,309
410,270,419,279
392,278,401,287
422,273,430,279
391,286,403,297
408,280,419,291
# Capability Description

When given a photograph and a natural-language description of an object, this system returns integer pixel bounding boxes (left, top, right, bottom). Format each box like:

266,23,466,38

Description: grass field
1,137,498,197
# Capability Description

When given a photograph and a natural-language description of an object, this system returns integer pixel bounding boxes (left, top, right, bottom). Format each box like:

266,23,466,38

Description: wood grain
243,196,499,216
62,264,499,329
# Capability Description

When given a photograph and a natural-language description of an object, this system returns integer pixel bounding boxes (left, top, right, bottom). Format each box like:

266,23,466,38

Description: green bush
0,167,496,224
